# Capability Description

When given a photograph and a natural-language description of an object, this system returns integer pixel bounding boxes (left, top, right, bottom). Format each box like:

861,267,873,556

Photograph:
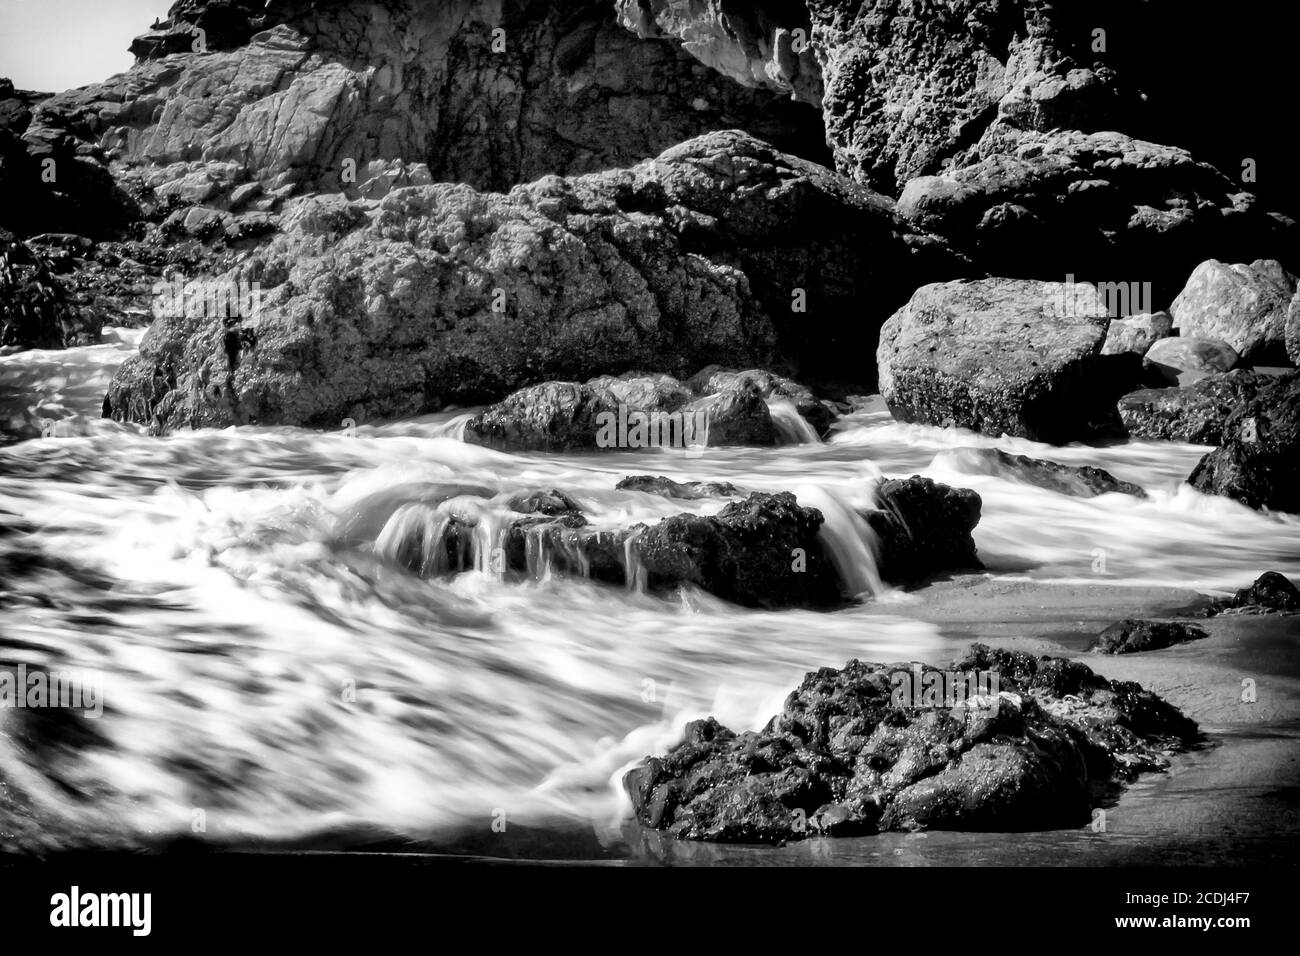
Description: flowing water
2,331,1299,857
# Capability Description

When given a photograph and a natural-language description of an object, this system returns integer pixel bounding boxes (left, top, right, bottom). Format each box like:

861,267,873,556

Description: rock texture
0,237,93,348
939,447,1146,499
624,643,1198,842
1117,370,1272,445
1187,372,1300,513
1101,312,1172,357
861,477,982,584
876,278,1115,443
615,475,740,499
1088,619,1208,655
1171,259,1297,367
104,131,955,431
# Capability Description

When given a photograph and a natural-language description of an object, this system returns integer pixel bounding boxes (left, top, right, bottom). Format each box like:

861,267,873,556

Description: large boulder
876,278,1116,443
104,131,956,431
1170,259,1297,366
1117,369,1272,444
623,644,1198,842
1187,371,1300,512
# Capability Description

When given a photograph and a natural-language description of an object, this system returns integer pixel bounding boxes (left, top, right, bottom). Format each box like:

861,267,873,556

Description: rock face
1170,260,1297,366
1088,620,1208,655
1187,372,1300,513
861,476,982,584
1117,370,1272,444
20,0,827,223
1202,572,1300,616
1143,337,1239,385
1101,312,1173,357
619,3,1295,299
104,131,953,431
623,643,1198,842
938,447,1146,499
876,278,1114,443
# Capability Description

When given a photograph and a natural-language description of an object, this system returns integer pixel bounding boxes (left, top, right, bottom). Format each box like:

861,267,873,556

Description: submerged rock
939,447,1146,498
623,644,1198,843
1089,619,1208,654
1170,259,1296,367
1187,371,1300,513
876,278,1114,443
861,476,983,584
615,476,740,500
1117,369,1272,444
1202,571,1300,616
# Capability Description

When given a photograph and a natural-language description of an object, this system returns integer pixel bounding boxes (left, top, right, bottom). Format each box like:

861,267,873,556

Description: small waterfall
791,485,886,599
374,503,450,576
623,527,648,593
766,398,821,445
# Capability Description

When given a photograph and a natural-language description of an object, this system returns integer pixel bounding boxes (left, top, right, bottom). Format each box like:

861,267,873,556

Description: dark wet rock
0,237,95,348
1089,619,1208,655
678,382,777,447
623,644,1198,843
876,278,1116,443
1202,572,1300,616
940,447,1146,499
633,492,842,608
1101,311,1173,357
686,366,836,438
1170,259,1296,367
506,489,584,517
106,131,957,431
1143,337,1239,385
1187,371,1300,513
1117,369,1272,444
615,476,739,500
861,476,982,584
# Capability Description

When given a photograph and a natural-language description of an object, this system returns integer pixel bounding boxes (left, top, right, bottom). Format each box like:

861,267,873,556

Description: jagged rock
623,643,1198,843
1187,371,1300,512
1202,571,1300,616
1170,259,1296,366
1143,337,1239,385
938,447,1146,498
615,476,739,499
1101,311,1173,357
876,278,1115,443
1088,619,1208,655
106,131,955,431
25,0,827,212
1287,292,1300,366
1117,369,1272,444
861,476,982,584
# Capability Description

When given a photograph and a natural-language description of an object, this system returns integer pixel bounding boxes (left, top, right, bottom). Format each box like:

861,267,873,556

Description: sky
1,0,175,92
